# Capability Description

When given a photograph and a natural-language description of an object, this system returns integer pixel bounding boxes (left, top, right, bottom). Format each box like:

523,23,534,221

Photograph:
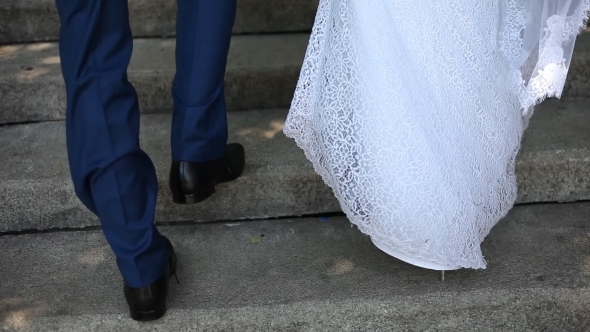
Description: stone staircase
1,1,590,331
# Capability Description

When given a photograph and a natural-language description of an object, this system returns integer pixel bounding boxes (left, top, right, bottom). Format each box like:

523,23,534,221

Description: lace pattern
502,0,590,118
285,0,590,269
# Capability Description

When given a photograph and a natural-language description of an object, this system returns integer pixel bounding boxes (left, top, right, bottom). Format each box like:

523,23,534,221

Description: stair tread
2,33,590,124
1,99,590,231
1,202,589,330
0,0,318,43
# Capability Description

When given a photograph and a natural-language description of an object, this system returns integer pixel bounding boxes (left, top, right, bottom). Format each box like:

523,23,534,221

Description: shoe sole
129,303,167,322
172,185,216,205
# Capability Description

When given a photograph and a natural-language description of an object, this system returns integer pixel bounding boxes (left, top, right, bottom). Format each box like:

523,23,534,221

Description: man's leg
169,0,245,205
55,0,168,291
171,0,236,162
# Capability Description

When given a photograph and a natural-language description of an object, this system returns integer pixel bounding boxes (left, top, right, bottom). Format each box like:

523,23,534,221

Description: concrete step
0,34,308,125
2,32,590,125
1,202,589,331
0,0,318,44
1,99,590,232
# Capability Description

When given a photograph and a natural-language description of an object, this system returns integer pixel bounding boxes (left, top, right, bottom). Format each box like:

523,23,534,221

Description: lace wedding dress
284,0,590,270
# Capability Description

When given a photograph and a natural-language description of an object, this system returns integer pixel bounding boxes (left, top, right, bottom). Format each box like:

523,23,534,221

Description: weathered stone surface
0,35,308,124
565,30,590,98
1,202,590,331
0,0,318,43
517,98,590,203
0,109,337,232
0,99,589,232
2,33,590,125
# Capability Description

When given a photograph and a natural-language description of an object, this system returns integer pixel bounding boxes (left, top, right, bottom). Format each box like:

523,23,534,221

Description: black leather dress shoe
169,143,246,204
124,236,177,322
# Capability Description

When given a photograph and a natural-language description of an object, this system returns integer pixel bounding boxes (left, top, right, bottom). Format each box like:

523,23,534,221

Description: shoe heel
172,186,216,205
129,303,167,322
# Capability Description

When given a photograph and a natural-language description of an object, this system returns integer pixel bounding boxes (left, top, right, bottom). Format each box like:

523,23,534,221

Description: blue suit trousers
54,0,236,287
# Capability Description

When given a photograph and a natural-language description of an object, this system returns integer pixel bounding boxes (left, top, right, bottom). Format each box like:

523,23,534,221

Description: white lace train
284,0,590,269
